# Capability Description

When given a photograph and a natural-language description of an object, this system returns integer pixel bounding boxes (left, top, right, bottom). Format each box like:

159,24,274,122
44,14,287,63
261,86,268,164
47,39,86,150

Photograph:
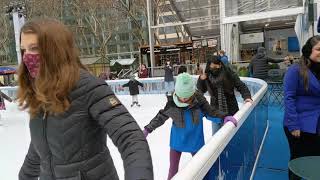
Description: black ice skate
134,101,141,107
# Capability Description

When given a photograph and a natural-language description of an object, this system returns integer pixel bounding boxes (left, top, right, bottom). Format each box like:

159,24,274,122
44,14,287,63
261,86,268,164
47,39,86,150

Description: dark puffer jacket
249,47,282,80
122,79,144,95
19,70,153,180
164,65,174,82
197,66,251,116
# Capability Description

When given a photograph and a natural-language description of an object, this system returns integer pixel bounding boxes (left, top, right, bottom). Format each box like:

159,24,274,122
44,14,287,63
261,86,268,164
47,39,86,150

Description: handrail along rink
0,86,19,99
172,77,268,180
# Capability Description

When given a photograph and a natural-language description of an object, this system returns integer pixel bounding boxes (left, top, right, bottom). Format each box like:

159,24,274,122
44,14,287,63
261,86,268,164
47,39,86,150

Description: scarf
208,70,228,114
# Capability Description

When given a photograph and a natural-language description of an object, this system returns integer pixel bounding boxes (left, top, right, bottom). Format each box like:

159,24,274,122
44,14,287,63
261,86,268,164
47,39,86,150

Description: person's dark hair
300,35,320,91
289,59,293,64
17,19,86,118
205,55,223,73
178,65,187,74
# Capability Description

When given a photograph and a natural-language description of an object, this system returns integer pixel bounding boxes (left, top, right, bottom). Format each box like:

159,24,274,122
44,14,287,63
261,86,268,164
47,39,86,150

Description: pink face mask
22,53,41,78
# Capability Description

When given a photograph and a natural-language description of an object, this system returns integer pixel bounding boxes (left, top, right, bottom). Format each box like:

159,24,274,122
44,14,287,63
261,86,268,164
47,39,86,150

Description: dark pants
167,149,197,180
284,127,320,180
168,149,212,180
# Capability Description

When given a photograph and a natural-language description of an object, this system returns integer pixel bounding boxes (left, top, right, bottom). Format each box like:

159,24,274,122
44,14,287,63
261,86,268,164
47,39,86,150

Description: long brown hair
17,19,86,118
300,35,320,91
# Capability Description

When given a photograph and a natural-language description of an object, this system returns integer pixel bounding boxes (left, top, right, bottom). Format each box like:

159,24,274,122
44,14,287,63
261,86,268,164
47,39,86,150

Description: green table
289,156,320,180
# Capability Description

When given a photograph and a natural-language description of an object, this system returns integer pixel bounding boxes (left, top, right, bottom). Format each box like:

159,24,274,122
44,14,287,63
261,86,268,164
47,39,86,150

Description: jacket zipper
191,110,196,125
181,111,185,128
43,110,56,179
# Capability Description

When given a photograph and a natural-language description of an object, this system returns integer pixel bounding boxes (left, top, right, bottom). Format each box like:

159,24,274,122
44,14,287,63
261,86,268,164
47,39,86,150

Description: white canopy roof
110,58,135,66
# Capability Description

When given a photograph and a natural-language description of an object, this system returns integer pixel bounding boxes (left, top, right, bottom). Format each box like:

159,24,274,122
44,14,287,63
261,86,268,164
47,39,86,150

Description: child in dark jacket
0,90,13,126
122,75,144,107
143,73,237,179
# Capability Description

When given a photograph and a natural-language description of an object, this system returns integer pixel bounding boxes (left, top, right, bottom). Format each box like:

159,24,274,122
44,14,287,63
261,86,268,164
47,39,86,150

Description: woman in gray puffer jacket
18,19,153,180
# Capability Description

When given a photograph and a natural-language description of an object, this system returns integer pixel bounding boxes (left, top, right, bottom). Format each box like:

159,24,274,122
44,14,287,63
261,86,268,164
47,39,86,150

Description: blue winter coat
283,64,320,133
170,109,221,153
219,55,229,65
145,92,226,153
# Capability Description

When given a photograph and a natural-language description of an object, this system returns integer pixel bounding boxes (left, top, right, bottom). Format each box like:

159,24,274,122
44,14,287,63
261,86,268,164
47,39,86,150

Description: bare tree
114,0,165,45
114,0,186,45
0,0,17,65
114,0,147,45
25,0,120,63
0,14,11,64
69,0,121,69
25,0,63,19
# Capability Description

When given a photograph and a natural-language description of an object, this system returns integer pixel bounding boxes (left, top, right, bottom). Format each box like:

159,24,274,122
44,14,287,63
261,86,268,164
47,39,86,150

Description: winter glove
223,116,237,127
143,128,149,138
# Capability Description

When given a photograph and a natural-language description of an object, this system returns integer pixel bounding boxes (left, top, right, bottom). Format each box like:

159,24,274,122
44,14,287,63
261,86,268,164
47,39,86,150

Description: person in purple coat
283,35,320,180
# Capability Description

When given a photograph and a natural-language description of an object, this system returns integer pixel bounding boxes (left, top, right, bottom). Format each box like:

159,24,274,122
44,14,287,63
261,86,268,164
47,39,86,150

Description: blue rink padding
206,95,268,180
253,105,289,180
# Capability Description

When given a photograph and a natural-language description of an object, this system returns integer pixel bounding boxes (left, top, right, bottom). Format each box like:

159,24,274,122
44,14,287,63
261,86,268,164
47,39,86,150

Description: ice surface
0,94,215,180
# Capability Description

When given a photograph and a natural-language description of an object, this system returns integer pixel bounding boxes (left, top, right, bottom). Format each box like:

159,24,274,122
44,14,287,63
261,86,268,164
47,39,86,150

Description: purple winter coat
283,64,320,133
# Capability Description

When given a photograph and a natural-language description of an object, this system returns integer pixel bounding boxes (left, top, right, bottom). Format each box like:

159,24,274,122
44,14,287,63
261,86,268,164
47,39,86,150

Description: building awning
110,58,135,66
0,66,16,75
80,57,100,65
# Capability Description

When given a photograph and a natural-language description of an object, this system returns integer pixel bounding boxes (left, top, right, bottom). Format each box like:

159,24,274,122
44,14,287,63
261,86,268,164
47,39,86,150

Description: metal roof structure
152,0,220,39
110,58,136,66
147,0,305,75
225,0,303,17
152,0,303,39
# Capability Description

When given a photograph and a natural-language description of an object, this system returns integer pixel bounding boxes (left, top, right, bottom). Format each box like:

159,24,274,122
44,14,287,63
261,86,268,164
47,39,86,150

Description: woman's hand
291,130,301,138
200,73,207,80
223,116,237,127
244,98,253,104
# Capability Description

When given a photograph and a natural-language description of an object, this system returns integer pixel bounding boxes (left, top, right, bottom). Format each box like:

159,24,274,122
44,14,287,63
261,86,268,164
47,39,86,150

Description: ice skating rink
0,94,215,180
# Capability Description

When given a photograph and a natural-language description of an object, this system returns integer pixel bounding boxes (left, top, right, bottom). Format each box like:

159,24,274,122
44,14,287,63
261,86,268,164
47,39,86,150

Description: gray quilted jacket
19,70,153,180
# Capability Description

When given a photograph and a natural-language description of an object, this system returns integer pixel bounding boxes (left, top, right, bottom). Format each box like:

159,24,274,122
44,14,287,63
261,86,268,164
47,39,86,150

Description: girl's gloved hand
223,116,237,127
143,129,149,138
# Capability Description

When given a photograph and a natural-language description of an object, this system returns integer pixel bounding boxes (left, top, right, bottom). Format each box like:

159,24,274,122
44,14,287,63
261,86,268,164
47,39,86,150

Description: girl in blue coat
283,35,320,180
143,73,237,179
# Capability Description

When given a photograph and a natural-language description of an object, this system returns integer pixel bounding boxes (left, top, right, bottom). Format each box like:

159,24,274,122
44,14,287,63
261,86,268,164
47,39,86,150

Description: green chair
289,156,320,180
238,67,249,77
